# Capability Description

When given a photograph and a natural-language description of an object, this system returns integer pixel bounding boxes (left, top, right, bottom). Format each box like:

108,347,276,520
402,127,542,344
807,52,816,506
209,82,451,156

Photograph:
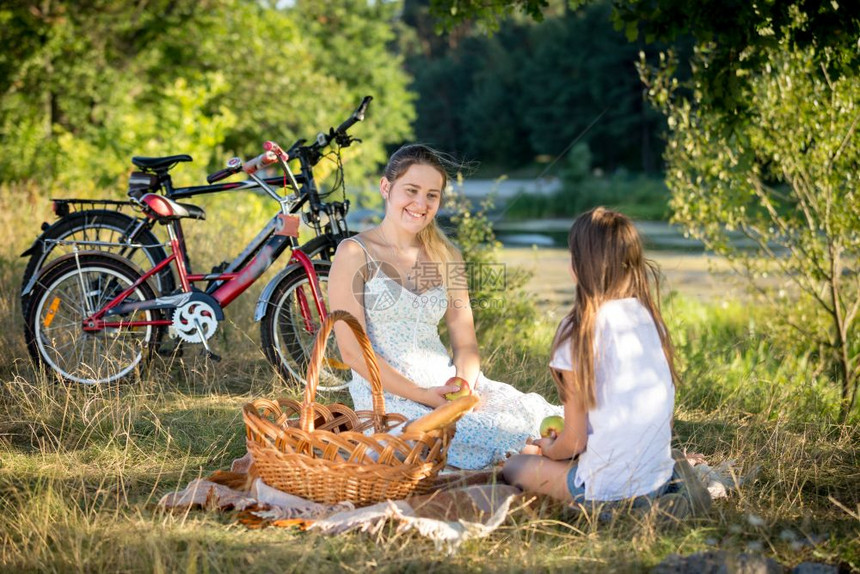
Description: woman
328,144,561,469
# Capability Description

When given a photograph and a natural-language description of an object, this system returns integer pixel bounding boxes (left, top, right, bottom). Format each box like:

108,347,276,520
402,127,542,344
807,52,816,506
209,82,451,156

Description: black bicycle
20,97,370,316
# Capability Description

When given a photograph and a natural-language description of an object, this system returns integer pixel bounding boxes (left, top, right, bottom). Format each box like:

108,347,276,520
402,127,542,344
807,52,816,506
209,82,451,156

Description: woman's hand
421,384,459,409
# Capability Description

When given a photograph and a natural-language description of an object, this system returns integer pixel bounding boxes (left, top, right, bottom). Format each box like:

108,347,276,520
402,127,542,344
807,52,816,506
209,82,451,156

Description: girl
327,144,562,469
503,207,677,503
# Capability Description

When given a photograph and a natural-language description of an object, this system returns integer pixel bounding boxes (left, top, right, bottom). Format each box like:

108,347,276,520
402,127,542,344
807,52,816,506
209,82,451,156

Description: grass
1,184,858,572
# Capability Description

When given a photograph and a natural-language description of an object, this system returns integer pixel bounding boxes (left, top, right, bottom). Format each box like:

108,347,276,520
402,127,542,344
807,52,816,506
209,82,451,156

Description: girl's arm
537,369,588,460
328,240,455,408
443,250,481,387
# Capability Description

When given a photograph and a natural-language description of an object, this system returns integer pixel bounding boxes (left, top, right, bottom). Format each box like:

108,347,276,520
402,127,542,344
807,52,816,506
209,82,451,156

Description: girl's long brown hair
551,207,678,409
383,144,457,267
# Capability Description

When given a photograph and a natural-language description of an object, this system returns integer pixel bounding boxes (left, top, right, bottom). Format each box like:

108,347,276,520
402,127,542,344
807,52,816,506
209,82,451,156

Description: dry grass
0,186,857,572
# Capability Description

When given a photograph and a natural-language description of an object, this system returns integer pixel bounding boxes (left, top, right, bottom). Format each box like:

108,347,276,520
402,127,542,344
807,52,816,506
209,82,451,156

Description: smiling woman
326,144,562,470
379,145,457,278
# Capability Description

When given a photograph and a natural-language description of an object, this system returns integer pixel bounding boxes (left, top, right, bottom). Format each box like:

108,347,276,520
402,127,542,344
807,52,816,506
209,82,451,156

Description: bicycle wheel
25,253,161,384
300,230,356,261
260,261,351,391
21,210,173,317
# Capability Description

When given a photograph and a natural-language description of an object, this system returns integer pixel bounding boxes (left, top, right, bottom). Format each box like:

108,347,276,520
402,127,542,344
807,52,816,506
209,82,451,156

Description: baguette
403,395,480,434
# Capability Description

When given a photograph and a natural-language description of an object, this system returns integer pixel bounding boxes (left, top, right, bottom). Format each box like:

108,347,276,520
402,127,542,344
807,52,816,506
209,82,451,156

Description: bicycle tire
260,261,351,391
25,252,162,385
301,230,356,261
20,210,173,317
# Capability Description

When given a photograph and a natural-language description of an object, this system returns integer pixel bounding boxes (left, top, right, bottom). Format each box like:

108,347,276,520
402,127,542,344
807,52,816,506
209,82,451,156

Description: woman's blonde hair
551,207,678,409
383,144,457,266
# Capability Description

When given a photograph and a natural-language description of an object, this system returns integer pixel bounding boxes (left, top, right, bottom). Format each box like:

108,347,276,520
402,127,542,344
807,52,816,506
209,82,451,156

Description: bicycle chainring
172,301,218,344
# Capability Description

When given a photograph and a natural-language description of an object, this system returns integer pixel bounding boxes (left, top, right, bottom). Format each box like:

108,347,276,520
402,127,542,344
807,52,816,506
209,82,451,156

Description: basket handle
302,310,387,433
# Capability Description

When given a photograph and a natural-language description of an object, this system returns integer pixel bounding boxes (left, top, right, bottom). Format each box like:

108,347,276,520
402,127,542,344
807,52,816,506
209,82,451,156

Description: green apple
539,415,565,438
443,376,472,401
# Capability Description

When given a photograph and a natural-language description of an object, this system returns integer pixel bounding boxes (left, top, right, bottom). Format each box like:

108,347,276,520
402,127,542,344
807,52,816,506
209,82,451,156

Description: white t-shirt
550,298,675,501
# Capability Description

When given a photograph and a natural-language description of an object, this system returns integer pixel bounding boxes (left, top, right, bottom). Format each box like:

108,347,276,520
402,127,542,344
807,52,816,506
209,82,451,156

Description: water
494,219,707,252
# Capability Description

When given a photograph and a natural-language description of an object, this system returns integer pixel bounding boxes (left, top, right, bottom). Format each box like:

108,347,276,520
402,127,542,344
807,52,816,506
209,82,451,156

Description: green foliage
0,0,414,192
644,42,860,420
612,1,860,116
291,0,416,175
565,169,669,219
429,0,860,116
428,0,553,32
406,1,668,172
444,183,540,349
558,142,592,185
665,295,847,424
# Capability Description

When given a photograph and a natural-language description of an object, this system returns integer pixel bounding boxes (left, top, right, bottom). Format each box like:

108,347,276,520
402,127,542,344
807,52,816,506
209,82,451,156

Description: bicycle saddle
131,154,193,172
138,193,206,222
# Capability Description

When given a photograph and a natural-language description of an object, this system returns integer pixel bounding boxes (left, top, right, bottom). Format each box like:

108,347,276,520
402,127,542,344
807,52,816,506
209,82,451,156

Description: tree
0,0,414,190
428,0,554,32
518,2,664,171
423,0,860,149
405,1,669,170
427,0,860,420
429,0,860,115
290,0,416,176
0,0,238,186
642,45,860,421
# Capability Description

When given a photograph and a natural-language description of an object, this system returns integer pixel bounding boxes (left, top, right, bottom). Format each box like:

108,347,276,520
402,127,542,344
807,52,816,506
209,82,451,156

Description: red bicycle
24,139,354,389
19,97,372,319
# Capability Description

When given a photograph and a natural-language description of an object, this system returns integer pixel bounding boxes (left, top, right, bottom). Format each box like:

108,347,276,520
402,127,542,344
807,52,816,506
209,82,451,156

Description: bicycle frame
80,178,328,335
26,98,372,386
38,166,329,268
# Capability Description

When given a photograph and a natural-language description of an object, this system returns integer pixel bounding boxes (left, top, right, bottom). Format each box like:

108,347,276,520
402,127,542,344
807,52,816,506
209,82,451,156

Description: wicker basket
243,310,464,506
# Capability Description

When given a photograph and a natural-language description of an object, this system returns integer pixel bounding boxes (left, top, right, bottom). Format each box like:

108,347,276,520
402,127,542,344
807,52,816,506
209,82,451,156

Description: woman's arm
328,240,454,408
535,369,588,460
443,250,481,387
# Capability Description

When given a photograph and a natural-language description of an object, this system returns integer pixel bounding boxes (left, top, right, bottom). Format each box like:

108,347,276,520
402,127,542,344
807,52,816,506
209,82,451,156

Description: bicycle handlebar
335,95,372,136
243,150,278,175
263,140,289,162
207,157,243,184
204,96,371,186
304,95,373,156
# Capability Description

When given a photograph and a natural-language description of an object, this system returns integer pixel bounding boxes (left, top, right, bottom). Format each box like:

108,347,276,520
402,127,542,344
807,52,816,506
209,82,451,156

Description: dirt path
499,247,744,314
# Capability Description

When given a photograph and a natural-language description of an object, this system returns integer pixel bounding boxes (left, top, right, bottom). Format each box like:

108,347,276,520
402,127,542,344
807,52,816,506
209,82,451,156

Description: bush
665,294,849,424
443,183,543,359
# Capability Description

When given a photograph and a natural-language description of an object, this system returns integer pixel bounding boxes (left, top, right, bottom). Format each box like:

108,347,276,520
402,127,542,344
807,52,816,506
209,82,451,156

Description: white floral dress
345,238,562,470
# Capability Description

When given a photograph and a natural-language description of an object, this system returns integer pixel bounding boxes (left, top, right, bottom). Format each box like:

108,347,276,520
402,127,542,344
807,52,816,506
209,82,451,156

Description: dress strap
342,236,380,279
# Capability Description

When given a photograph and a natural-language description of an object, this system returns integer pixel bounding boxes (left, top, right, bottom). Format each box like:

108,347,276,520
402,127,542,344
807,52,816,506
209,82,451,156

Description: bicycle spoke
53,282,87,316
30,258,154,384
43,318,80,331
47,337,78,354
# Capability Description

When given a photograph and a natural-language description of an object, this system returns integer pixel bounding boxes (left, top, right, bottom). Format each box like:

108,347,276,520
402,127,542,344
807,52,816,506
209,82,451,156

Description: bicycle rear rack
52,198,134,218
42,238,168,250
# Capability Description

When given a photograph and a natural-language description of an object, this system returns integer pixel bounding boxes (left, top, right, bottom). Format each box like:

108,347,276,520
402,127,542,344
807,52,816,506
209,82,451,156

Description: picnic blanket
159,452,744,553
159,459,521,554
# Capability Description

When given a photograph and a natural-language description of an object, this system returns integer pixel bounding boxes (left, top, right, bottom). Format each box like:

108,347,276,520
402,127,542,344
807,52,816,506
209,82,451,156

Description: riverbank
500,247,743,314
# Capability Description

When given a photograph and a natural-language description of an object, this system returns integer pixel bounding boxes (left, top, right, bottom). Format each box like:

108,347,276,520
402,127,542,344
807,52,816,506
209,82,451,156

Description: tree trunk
828,244,853,422
42,0,55,178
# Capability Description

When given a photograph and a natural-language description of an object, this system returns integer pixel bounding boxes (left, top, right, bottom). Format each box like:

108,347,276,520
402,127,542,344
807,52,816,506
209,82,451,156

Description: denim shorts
566,463,675,504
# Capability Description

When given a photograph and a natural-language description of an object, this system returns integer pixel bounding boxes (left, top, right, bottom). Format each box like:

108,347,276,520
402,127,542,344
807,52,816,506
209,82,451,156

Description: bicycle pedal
205,350,222,362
